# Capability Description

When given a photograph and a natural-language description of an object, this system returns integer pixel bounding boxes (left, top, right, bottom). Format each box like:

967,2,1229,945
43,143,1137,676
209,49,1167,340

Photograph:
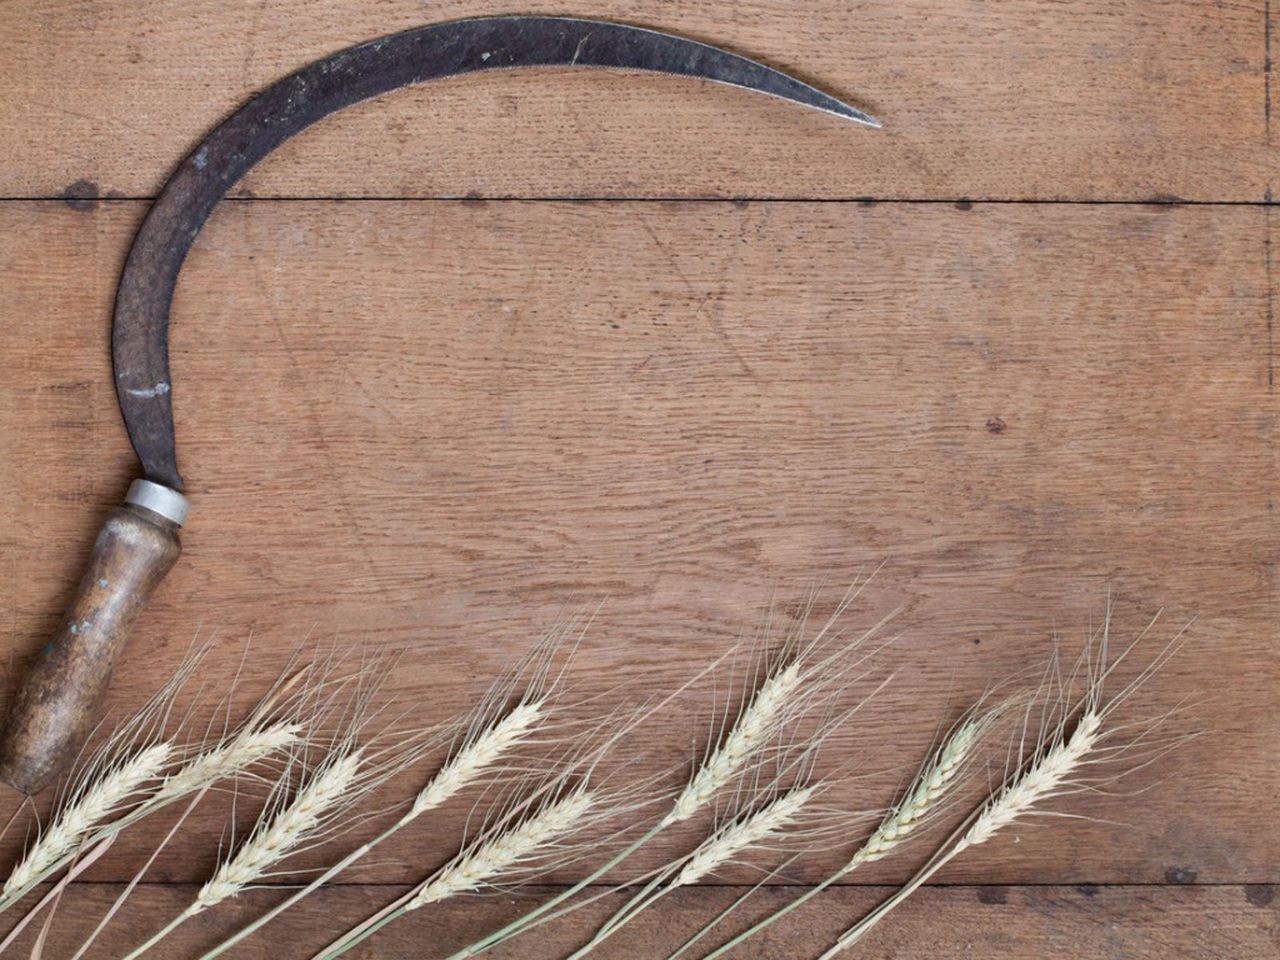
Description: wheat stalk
199,701,547,959
457,654,820,958
453,602,890,960
1,742,172,901
106,647,435,960
0,649,318,953
569,662,889,960
3,723,306,960
5,640,349,920
0,642,227,915
563,783,820,960
817,607,1169,960
317,672,651,960
815,707,1102,959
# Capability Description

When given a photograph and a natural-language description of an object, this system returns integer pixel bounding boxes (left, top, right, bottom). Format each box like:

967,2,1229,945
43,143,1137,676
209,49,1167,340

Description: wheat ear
961,709,1102,851
666,660,803,824
818,708,1104,959
197,699,547,960
454,651,812,956
413,700,545,814
0,642,227,914
668,586,895,828
534,654,817,960
812,609,1196,959
413,786,596,907
696,706,995,960
848,713,989,867
118,749,365,960
1,742,172,901
197,748,365,910
562,784,818,960
571,661,887,960
313,785,599,960
454,599,890,960
199,631,567,960
5,723,302,916
152,721,304,804
677,785,816,887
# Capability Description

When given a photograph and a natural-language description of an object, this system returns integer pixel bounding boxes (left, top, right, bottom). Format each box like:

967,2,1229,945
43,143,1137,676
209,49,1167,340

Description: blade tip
833,103,882,128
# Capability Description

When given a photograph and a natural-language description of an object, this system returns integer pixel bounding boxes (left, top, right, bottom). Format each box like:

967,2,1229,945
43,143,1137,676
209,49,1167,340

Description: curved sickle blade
113,15,879,490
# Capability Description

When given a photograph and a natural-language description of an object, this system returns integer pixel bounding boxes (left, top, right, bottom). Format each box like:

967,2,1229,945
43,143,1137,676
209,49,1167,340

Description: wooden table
0,2,1275,957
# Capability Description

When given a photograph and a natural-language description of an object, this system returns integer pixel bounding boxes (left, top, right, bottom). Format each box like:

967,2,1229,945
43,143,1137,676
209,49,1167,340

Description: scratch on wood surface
635,212,758,381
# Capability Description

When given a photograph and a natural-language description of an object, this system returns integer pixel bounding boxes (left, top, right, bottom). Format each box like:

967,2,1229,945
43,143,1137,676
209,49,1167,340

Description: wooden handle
0,503,182,794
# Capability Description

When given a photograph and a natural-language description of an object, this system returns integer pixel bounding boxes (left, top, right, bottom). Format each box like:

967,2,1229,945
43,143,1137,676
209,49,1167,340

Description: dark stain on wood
1244,884,1275,907
60,179,100,212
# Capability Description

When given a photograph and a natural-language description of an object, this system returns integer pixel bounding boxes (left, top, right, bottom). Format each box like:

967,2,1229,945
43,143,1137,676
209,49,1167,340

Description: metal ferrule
125,479,191,527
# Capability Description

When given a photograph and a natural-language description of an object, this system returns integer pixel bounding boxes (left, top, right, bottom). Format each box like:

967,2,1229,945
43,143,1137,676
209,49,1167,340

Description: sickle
0,15,879,793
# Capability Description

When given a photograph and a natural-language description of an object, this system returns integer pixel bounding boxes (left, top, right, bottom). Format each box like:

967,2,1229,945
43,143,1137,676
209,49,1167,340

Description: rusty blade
112,15,880,490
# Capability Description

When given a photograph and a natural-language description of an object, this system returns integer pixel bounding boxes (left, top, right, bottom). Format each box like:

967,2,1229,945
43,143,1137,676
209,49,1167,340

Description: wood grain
1,3,1275,953
0,883,1274,958
0,0,1272,202
0,199,1273,893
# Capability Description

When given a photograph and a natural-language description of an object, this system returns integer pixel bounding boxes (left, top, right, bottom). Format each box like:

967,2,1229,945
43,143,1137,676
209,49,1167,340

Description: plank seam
2,196,1280,207
40,880,1274,891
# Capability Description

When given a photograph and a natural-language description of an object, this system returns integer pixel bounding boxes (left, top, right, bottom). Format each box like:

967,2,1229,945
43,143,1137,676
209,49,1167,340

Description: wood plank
0,199,1274,890
0,883,1273,958
0,1,1271,202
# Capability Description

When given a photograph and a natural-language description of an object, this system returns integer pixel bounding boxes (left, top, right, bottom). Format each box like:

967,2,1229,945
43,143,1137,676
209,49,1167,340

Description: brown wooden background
0,1,1276,956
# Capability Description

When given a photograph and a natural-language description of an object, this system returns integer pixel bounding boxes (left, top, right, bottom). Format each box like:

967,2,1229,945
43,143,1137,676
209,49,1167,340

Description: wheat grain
152,721,303,805
849,716,985,867
465,619,882,960
410,787,596,908
959,708,1102,852
193,749,364,911
198,696,551,960
2,742,173,899
675,785,815,887
413,701,544,816
817,709,1106,960
667,661,803,824
694,706,999,960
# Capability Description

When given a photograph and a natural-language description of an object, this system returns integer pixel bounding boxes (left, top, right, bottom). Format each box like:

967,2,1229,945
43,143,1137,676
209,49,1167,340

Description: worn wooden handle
0,500,182,794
